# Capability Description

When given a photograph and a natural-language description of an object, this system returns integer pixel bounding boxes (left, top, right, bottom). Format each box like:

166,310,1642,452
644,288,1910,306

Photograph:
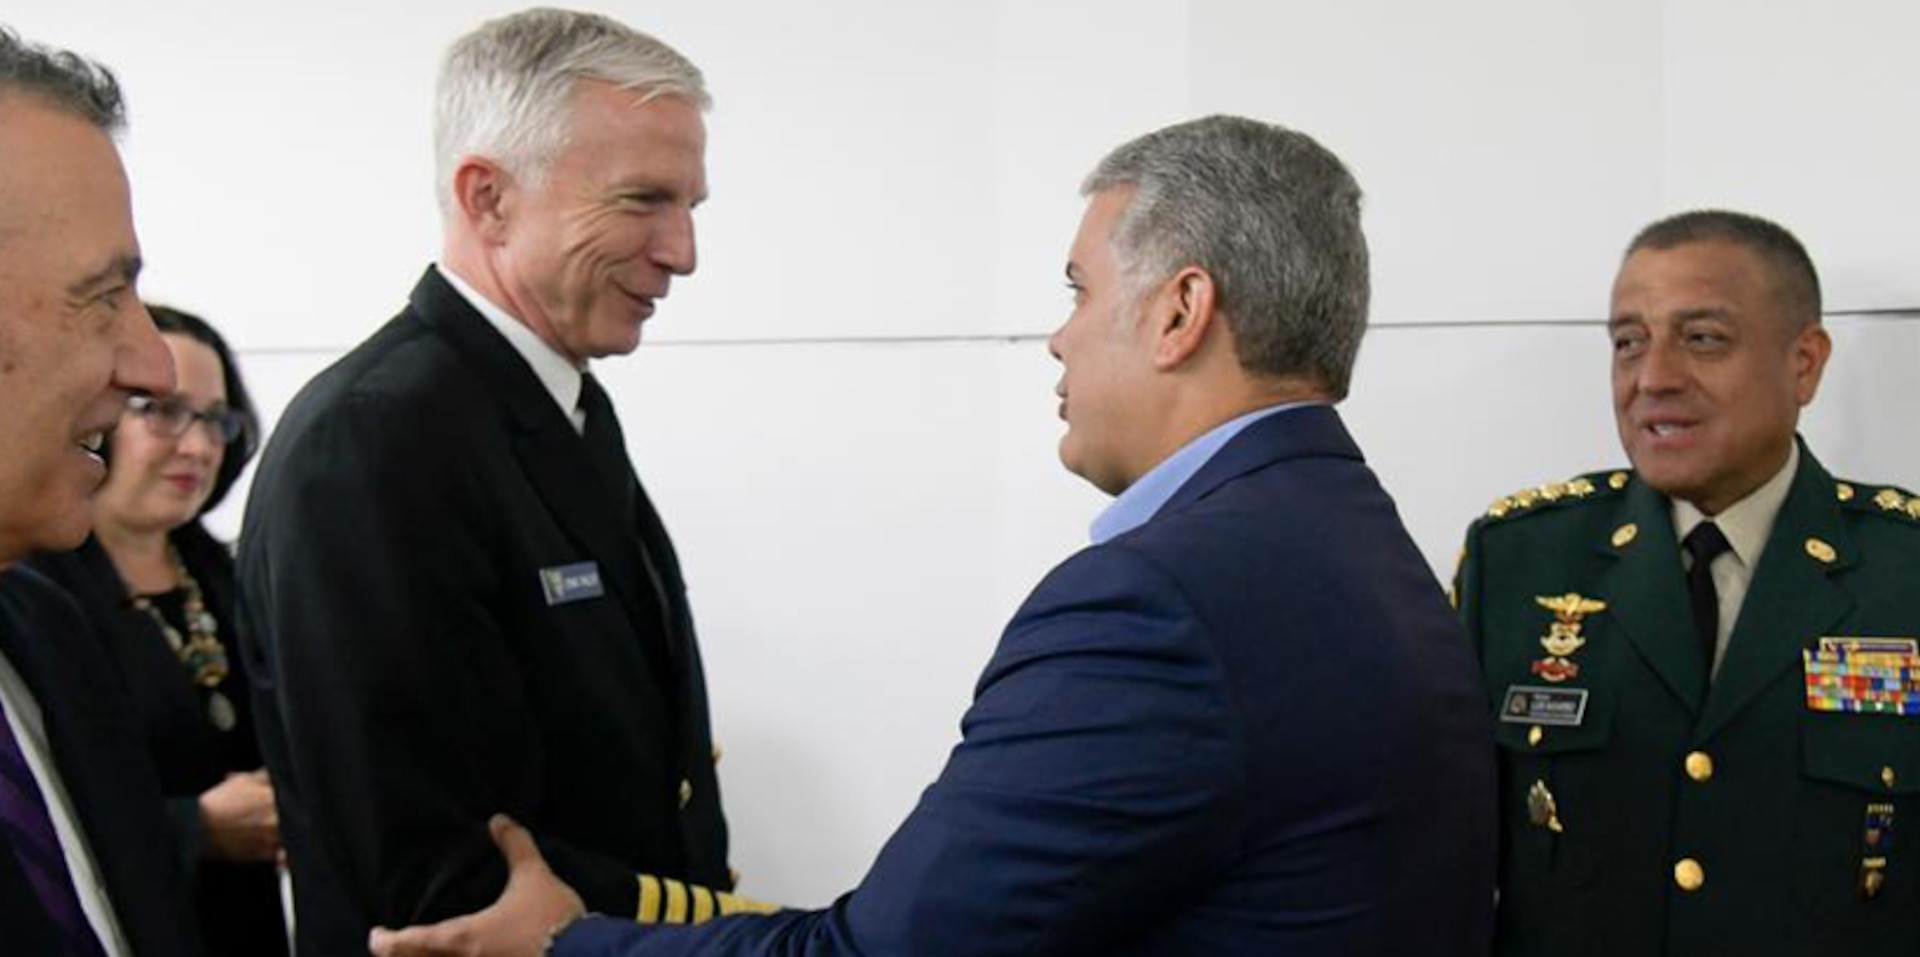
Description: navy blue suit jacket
559,406,1496,956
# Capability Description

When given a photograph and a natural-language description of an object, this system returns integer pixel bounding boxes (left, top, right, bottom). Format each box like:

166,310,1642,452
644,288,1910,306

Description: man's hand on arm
368,815,781,957
370,815,585,957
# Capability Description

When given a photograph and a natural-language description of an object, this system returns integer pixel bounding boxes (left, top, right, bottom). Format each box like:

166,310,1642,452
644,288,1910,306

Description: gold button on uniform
1883,766,1898,789
1674,858,1705,892
678,779,693,809
1684,752,1714,782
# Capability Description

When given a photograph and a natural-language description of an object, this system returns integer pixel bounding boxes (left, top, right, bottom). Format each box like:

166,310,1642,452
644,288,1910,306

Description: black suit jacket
237,267,728,956
28,529,287,957
0,565,187,957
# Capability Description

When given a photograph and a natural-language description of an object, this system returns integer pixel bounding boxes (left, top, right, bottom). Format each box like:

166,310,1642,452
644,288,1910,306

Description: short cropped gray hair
0,25,125,132
1083,115,1369,399
1627,209,1822,329
434,7,708,214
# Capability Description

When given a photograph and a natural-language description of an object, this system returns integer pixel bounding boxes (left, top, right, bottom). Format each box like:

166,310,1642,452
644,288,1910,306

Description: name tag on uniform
540,561,605,606
1500,685,1589,727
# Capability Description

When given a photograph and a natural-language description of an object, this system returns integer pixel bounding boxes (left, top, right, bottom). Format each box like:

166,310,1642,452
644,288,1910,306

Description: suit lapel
0,570,173,957
1696,451,1854,742
1594,482,1707,716
406,269,675,672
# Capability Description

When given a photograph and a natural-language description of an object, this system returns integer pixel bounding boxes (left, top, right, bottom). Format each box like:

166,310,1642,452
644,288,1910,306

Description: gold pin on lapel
1612,524,1638,548
1806,538,1837,564
1526,780,1564,833
1836,483,1856,502
1608,472,1629,490
1876,489,1908,512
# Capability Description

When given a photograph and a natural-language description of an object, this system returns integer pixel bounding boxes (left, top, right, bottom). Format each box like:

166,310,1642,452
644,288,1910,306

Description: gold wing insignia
1534,592,1608,622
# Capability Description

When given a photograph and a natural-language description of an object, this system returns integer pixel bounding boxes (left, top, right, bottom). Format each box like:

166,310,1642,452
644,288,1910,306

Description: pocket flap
1802,712,1920,795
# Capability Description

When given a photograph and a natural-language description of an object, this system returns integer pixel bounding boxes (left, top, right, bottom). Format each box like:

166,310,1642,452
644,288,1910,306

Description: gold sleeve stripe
664,877,689,924
637,874,663,924
716,891,782,916
638,873,780,923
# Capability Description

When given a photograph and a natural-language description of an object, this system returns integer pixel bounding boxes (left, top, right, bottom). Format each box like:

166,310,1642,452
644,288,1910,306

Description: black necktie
1683,522,1733,679
578,373,636,522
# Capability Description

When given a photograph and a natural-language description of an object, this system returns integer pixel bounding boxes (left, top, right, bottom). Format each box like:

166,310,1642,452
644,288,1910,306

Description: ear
1147,265,1219,372
1789,323,1832,407
450,156,514,244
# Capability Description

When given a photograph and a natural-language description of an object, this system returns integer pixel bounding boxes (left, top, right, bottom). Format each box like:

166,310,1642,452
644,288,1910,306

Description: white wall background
12,0,1918,906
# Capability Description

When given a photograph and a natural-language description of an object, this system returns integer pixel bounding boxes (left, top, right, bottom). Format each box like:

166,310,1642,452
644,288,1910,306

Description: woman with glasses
28,305,288,957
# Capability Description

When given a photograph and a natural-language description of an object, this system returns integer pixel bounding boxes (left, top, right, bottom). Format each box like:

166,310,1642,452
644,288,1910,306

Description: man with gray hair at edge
371,115,1496,957
237,9,732,955
0,25,189,957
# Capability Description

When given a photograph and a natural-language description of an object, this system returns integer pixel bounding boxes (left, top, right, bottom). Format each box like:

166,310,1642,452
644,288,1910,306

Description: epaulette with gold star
1483,469,1632,521
1835,480,1920,526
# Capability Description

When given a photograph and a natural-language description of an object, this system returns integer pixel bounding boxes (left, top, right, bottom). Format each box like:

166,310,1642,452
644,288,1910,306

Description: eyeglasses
126,394,254,445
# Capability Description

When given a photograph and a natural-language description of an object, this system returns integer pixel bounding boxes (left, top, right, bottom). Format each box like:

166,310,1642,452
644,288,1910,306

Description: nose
116,300,176,399
175,417,224,463
651,206,697,276
1633,335,1688,395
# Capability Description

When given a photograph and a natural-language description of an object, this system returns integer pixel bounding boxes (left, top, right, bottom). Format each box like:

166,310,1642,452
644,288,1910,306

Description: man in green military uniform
1456,209,1920,955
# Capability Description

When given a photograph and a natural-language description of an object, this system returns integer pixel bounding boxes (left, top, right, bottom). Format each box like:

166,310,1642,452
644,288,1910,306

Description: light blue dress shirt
1089,402,1317,544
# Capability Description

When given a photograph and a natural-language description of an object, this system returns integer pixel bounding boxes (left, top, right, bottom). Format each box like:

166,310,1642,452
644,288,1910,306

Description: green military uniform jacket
1456,441,1920,956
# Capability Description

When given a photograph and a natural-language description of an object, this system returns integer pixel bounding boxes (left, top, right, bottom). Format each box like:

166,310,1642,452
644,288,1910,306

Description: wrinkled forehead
1611,240,1776,313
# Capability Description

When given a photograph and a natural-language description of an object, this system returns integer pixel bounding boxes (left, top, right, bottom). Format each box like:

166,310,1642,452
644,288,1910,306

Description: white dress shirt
437,265,589,434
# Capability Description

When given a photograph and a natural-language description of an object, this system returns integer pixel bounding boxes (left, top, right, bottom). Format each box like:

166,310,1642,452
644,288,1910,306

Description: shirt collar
1090,401,1317,544
437,264,585,421
1671,442,1800,568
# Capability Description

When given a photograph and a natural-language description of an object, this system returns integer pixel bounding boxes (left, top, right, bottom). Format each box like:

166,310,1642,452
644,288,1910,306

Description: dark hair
145,305,259,514
1626,209,1822,327
0,25,125,131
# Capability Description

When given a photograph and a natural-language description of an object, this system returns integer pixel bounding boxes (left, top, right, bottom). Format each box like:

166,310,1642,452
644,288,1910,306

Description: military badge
1529,593,1606,684
1804,637,1920,716
1861,802,1895,900
1526,780,1564,833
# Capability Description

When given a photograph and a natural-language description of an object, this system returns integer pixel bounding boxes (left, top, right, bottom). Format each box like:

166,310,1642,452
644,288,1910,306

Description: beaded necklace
129,544,237,731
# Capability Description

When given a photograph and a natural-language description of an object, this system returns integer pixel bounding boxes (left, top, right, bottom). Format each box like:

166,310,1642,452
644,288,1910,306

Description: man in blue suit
372,114,1497,957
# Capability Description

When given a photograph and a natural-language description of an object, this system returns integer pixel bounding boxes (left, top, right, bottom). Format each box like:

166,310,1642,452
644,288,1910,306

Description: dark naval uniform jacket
1455,440,1920,956
237,267,729,956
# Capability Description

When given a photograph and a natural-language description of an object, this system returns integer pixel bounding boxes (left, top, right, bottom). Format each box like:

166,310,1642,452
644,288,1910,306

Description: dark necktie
1683,522,1733,680
578,373,636,522
576,374,677,656
0,690,109,957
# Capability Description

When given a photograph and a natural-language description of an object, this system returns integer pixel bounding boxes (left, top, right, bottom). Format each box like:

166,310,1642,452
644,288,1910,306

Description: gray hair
1083,115,1369,399
0,25,125,132
434,7,708,214
1627,209,1822,329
